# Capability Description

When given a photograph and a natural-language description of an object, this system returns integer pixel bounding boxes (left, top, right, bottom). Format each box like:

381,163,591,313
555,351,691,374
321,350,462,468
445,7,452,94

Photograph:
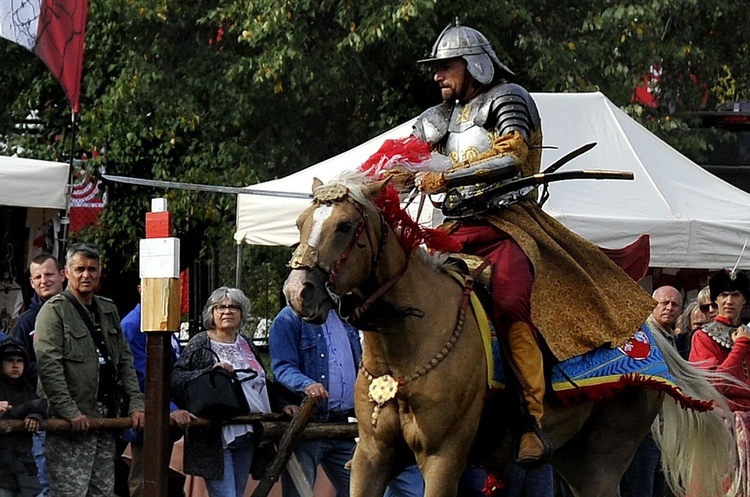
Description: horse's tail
651,329,740,497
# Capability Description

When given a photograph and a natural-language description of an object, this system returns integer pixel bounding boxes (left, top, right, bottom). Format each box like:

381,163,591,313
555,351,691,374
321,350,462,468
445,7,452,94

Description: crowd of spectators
3,243,750,497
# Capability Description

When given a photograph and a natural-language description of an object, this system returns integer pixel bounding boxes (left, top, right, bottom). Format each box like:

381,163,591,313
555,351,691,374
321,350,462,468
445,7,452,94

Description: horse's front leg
412,420,480,497
350,432,397,497
351,388,407,497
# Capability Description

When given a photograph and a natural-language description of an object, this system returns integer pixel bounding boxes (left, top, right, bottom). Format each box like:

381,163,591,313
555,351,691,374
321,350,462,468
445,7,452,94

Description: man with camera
34,243,144,496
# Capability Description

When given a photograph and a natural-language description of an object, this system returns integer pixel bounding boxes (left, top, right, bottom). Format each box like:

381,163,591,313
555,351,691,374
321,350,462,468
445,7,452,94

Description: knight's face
434,58,475,102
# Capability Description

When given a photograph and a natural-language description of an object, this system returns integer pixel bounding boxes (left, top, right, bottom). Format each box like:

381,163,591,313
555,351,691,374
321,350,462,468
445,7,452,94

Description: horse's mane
329,170,462,255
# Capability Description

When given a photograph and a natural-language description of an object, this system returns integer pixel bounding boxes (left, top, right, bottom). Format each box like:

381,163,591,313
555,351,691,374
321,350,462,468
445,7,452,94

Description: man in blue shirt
270,306,362,496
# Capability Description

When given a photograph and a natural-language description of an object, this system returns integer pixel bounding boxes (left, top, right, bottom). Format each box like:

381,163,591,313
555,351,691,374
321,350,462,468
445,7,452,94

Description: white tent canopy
0,155,69,209
235,92,750,269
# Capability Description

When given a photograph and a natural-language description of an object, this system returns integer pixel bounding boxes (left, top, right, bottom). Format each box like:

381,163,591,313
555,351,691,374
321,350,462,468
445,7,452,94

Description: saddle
448,253,494,293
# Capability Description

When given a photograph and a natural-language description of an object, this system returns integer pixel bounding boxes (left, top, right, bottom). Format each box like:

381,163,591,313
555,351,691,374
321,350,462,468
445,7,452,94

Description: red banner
0,0,88,112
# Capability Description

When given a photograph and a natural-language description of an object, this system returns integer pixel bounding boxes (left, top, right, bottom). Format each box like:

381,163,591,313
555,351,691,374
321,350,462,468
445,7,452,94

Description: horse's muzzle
283,269,332,323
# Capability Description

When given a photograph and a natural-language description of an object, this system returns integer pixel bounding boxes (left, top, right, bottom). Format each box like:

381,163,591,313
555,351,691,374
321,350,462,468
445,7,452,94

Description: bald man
648,285,683,343
621,285,683,497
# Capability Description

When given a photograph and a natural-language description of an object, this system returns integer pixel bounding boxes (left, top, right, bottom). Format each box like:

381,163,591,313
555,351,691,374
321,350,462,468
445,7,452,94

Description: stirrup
515,418,553,465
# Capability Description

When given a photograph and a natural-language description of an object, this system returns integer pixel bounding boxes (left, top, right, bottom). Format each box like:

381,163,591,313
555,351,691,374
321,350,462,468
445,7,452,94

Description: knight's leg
508,321,547,463
483,238,546,462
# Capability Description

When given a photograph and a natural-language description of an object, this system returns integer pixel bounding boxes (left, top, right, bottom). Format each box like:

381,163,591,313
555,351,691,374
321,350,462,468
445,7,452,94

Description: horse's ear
365,176,392,198
312,177,323,192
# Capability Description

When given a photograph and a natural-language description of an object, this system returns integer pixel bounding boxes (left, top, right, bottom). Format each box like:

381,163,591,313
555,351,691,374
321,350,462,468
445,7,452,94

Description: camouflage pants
45,431,115,497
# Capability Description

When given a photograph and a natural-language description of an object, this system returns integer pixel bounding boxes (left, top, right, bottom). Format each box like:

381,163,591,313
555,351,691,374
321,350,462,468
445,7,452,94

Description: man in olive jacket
34,243,144,497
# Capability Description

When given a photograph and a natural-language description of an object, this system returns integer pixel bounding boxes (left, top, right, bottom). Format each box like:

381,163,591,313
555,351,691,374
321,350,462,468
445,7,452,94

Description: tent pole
59,110,77,261
235,242,243,289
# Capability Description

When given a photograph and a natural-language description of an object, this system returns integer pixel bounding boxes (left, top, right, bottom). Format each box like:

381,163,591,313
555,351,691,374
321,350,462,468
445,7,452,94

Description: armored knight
689,269,750,412
412,22,542,218
411,21,655,463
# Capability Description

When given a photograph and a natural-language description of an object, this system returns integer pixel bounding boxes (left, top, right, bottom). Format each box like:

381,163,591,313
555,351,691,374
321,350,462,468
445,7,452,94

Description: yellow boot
507,321,547,463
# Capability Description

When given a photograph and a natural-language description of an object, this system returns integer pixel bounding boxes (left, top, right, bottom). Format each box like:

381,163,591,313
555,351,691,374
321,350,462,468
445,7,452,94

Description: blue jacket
269,306,362,421
10,293,45,364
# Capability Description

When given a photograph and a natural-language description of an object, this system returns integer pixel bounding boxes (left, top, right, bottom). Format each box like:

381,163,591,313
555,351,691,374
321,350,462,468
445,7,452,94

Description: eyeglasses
699,303,717,313
214,304,241,313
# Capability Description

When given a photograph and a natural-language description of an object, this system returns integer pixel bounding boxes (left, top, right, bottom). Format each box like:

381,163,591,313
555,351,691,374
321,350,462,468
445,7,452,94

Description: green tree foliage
1,0,749,308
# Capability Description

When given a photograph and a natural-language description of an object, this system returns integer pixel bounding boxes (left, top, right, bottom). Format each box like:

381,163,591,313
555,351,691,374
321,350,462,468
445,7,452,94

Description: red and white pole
140,198,180,496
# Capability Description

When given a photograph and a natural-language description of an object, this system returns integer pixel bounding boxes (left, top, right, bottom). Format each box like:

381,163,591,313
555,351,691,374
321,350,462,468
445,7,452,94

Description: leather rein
288,183,408,324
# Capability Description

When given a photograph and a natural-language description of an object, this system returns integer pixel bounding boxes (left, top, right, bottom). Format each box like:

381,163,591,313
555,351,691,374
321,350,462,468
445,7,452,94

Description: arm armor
485,83,541,142
443,154,517,188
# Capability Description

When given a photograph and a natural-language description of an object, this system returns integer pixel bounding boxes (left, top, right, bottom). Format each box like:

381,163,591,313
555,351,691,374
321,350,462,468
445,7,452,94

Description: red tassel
374,184,461,254
359,136,433,177
359,136,461,254
483,472,505,497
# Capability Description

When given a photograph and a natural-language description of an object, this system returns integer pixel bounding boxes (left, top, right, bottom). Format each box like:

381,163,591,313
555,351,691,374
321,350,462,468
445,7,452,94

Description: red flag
1,0,88,112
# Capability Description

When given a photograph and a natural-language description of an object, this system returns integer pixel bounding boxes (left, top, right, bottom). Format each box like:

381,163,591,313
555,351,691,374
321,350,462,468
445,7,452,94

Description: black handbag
183,347,258,419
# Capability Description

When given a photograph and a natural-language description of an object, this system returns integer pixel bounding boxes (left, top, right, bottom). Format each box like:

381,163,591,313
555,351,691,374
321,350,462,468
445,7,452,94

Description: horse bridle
288,183,406,323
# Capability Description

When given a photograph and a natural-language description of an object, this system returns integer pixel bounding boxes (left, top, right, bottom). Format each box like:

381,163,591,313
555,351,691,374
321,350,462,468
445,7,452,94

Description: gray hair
201,286,251,330
676,299,699,335
66,243,100,263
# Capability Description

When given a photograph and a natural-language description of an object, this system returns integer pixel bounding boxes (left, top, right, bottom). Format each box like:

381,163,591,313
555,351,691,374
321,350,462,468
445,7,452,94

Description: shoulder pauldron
413,103,452,145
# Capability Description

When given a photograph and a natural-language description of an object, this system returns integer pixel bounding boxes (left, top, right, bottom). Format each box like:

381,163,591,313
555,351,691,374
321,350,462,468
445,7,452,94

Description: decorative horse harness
288,182,396,323
288,182,476,428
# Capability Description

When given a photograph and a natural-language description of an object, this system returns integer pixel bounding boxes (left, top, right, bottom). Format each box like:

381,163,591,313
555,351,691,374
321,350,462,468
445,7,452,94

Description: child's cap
0,337,29,363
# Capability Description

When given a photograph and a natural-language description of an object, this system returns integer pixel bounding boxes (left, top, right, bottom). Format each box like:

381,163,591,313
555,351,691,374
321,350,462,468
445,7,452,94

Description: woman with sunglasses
675,300,706,360
696,285,719,321
172,287,296,497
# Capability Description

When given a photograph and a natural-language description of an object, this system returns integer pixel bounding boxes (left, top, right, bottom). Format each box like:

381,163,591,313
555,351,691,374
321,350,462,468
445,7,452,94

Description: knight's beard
440,86,456,101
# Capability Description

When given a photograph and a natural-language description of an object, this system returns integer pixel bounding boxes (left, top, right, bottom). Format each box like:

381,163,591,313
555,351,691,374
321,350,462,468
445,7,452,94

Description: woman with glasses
172,287,296,497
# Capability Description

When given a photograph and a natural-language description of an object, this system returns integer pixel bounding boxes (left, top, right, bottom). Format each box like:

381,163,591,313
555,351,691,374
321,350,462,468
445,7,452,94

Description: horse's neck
361,251,467,375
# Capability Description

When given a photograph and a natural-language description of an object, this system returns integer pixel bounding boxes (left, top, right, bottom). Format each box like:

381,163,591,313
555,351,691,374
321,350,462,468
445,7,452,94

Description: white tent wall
0,155,68,269
0,156,69,209
235,92,750,270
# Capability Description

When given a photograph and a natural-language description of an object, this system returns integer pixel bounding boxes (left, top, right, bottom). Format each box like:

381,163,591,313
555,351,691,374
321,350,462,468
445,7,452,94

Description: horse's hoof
516,431,545,464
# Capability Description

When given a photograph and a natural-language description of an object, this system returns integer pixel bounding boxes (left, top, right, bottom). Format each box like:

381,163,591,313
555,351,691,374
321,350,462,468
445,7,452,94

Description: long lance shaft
102,174,313,199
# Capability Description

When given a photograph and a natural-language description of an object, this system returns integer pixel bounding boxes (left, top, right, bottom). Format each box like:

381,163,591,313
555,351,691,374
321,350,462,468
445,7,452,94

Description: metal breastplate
443,101,494,163
440,102,520,218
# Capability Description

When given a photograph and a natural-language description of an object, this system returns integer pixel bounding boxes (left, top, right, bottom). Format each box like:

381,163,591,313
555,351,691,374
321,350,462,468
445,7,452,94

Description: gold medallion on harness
368,374,399,405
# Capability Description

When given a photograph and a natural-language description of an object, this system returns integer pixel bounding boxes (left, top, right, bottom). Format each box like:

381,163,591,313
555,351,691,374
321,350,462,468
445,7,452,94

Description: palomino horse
283,173,738,497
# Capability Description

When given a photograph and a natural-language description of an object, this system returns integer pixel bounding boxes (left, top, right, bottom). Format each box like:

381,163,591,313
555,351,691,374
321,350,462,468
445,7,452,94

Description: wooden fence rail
0,415,358,440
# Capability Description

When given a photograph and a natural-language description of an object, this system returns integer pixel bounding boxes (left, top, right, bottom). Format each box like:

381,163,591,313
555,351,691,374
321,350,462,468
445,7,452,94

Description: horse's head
284,175,391,324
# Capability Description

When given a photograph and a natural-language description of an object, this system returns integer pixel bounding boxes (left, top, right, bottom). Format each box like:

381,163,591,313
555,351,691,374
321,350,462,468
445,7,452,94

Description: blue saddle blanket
489,323,711,410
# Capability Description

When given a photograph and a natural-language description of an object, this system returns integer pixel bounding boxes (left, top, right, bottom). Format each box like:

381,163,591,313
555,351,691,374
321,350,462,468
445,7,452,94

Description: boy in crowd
0,338,47,497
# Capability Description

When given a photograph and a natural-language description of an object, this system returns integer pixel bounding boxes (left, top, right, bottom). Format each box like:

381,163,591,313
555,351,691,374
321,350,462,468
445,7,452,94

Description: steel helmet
418,19,515,85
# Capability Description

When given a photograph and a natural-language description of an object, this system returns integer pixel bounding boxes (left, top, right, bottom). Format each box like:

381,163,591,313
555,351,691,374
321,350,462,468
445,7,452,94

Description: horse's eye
337,221,353,234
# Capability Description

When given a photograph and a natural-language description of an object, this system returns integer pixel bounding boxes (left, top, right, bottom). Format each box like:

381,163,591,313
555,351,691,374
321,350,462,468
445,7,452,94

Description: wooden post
140,198,181,497
251,396,321,497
